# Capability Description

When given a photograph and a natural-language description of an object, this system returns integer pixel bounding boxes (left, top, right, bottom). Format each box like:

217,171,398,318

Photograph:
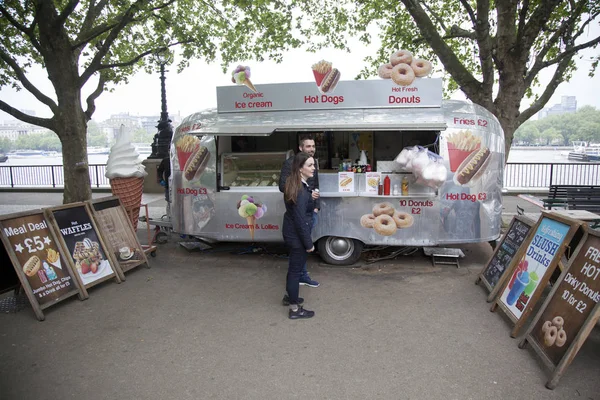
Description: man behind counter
279,134,321,300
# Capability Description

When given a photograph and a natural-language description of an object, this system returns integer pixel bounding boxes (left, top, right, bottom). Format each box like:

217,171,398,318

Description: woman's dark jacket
282,182,314,250
279,155,320,210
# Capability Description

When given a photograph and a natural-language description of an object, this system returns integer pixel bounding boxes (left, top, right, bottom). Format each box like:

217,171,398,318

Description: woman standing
283,152,316,319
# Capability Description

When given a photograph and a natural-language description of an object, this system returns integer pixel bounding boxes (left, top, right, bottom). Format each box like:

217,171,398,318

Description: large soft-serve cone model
105,128,148,231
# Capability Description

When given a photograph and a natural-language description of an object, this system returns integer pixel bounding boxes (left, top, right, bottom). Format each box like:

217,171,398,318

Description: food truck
169,74,504,265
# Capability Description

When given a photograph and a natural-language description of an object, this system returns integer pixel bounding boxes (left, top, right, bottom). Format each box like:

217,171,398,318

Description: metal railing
504,162,600,188
0,162,598,190
0,164,109,188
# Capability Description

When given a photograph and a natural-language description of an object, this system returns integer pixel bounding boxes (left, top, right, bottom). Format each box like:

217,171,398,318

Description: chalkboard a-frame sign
45,203,125,290
477,215,535,302
490,212,581,338
0,210,87,321
518,228,600,390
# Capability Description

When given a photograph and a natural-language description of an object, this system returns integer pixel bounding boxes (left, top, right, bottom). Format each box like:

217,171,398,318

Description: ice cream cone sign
231,65,257,93
237,195,267,240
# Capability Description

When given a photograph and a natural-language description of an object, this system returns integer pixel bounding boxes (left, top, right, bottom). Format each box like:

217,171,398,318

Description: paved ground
0,192,598,399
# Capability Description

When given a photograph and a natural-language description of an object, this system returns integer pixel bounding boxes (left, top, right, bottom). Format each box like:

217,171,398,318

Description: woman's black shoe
289,306,315,319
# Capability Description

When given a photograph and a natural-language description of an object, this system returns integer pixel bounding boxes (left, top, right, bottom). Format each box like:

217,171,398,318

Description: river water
0,148,574,166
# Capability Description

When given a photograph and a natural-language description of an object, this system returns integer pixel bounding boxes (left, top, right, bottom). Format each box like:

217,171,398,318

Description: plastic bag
418,163,447,189
395,146,420,169
396,146,447,189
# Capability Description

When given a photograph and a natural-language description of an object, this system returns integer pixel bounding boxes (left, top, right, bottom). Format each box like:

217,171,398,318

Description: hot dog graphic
340,177,353,187
183,145,210,181
454,146,491,186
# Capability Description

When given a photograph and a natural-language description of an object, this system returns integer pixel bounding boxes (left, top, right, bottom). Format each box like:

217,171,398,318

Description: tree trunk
489,81,521,161
497,117,518,162
56,112,92,204
34,2,92,204
493,73,525,162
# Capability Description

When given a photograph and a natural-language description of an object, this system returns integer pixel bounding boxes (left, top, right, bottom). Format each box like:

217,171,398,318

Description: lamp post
148,51,173,159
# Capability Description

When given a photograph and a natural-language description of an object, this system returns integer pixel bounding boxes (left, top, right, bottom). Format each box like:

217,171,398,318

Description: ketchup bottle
383,175,391,196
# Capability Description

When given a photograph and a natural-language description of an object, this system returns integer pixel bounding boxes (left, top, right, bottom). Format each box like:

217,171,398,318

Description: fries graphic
46,248,59,264
176,135,201,170
446,130,481,151
311,60,332,74
175,135,200,152
447,130,482,172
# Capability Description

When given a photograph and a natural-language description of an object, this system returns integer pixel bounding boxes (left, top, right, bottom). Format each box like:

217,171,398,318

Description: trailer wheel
318,236,363,266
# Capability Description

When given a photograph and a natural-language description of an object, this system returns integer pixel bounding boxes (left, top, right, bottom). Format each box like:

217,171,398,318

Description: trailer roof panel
186,107,447,136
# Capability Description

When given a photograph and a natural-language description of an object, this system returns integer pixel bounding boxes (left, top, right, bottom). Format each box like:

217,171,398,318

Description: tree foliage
0,137,12,153
0,0,304,202
514,106,600,145
14,132,62,151
293,0,600,156
86,120,108,147
131,128,155,145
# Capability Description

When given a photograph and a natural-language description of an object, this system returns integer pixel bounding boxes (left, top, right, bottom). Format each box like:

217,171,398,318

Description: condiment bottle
383,175,391,196
393,184,399,196
402,175,409,196
43,261,57,280
378,183,383,195
366,164,372,172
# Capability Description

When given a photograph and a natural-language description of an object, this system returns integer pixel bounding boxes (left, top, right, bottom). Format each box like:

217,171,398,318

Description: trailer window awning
185,108,447,136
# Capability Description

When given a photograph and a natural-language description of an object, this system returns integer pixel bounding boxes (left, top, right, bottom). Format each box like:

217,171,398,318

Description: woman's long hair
284,152,311,204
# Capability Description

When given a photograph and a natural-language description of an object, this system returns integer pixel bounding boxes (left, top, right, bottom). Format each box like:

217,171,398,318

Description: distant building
140,111,182,134
100,113,141,141
0,123,46,141
98,112,181,140
140,116,159,135
538,96,577,119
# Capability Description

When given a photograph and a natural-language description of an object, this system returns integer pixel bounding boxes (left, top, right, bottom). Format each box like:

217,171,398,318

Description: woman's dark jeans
285,240,308,305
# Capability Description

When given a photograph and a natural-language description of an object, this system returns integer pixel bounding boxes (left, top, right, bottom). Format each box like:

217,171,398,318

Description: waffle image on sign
73,240,103,275
73,241,86,260
73,240,102,262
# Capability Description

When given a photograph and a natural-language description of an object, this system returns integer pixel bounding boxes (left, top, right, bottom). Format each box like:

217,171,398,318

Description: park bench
542,185,600,211
517,185,600,228
518,185,600,210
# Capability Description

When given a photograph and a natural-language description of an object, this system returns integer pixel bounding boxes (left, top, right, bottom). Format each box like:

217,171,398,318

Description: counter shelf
225,186,281,193
319,192,358,198
357,193,437,198
318,192,437,198
317,172,437,198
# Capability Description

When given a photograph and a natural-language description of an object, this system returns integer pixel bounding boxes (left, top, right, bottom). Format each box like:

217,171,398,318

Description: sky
1,24,599,124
